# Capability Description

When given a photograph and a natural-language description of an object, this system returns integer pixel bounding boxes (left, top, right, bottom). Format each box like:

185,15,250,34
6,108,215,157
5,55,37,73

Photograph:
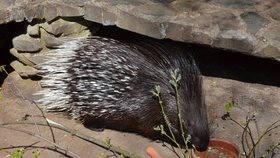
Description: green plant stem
0,65,8,75
4,126,80,158
242,116,254,158
0,120,143,158
269,143,280,158
158,95,179,147
33,101,56,144
225,101,280,158
162,133,180,148
228,114,255,157
174,83,186,146
248,120,280,157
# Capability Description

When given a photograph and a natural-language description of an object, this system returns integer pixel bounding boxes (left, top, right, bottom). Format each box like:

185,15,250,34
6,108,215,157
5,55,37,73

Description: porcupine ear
32,37,86,113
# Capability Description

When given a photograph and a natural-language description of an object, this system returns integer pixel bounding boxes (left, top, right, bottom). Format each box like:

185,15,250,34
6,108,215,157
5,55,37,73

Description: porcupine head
34,36,210,151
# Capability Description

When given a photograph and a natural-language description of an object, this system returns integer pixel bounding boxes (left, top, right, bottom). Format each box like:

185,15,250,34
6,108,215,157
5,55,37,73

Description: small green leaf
169,80,176,87
155,85,161,93
32,149,41,158
105,137,111,146
176,74,181,82
153,125,161,131
11,149,25,158
186,135,191,141
174,68,179,74
252,111,258,117
161,130,166,135
240,120,246,126
151,90,158,97
170,70,175,79
0,90,3,101
225,100,235,112
0,65,6,73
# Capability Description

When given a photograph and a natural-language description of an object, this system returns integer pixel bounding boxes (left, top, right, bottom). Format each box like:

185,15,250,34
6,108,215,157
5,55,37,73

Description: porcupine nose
193,136,209,151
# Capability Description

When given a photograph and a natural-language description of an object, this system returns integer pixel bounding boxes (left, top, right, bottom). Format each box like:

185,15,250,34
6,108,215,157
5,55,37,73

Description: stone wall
0,0,279,61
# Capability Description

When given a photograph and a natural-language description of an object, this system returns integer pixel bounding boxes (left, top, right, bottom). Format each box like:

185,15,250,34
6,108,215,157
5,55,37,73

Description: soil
0,72,279,158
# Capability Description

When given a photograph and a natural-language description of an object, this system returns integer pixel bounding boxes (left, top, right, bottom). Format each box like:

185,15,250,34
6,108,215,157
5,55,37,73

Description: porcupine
35,36,209,151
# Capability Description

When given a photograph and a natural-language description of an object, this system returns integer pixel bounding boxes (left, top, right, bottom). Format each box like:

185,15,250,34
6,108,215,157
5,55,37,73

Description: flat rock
241,12,269,35
270,6,280,21
10,60,39,78
260,45,280,61
0,0,280,61
9,48,35,66
27,24,40,36
12,34,43,52
132,3,176,17
39,19,91,37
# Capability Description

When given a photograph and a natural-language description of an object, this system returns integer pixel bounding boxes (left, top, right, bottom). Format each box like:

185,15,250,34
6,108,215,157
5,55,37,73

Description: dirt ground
0,72,279,158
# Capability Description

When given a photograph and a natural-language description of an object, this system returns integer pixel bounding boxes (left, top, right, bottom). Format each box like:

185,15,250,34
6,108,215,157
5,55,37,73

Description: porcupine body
36,36,209,151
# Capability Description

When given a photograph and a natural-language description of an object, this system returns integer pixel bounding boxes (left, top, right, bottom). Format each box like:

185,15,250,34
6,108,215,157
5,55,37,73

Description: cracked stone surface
0,0,279,61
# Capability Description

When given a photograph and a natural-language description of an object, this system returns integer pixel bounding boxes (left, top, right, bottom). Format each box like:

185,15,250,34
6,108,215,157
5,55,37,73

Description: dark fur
37,36,209,151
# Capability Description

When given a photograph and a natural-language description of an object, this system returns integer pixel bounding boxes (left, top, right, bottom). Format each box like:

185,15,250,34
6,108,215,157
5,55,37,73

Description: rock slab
12,34,42,52
0,0,279,61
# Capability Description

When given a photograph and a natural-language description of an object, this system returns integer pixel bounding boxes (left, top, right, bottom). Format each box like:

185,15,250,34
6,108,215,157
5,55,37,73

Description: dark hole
96,25,280,87
0,21,26,85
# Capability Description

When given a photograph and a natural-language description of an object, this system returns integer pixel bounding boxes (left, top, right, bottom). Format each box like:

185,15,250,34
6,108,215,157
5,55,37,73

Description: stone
213,31,254,53
270,6,280,21
101,0,145,6
25,4,47,22
0,0,15,10
39,22,52,34
34,4,45,20
260,45,280,60
241,12,269,35
85,4,117,26
10,60,39,78
166,23,192,42
210,0,260,9
50,19,89,36
61,0,86,7
190,32,212,45
0,0,280,61
12,34,43,52
166,23,213,45
132,3,176,17
211,11,239,31
263,25,280,41
27,24,39,36
44,35,65,48
39,26,54,48
116,11,164,39
172,1,208,13
57,3,84,17
24,5,38,22
10,7,25,22
152,0,175,3
9,48,35,66
39,18,92,37
0,9,10,24
43,3,58,22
